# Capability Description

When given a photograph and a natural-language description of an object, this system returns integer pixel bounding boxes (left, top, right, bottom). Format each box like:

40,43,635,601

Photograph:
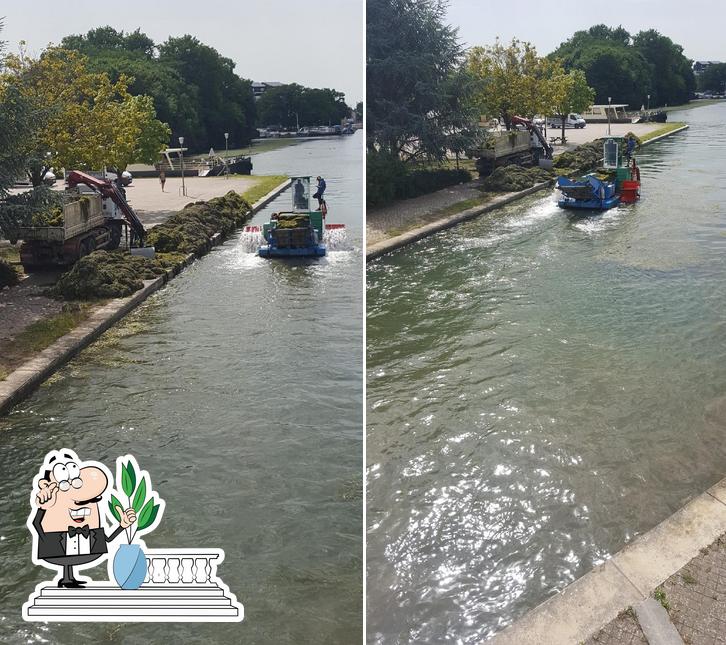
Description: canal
366,103,726,643
0,135,363,644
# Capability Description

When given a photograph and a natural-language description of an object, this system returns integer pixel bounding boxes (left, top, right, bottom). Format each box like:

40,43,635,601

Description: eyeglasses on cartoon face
51,461,83,491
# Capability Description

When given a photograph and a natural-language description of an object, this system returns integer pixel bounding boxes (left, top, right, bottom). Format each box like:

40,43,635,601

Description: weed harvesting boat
243,176,345,257
556,138,641,211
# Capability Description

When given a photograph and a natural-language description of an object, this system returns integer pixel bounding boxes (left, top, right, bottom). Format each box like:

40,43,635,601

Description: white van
547,113,586,129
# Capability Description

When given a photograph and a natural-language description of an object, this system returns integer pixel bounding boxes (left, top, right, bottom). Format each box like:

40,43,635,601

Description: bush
367,151,472,207
0,259,20,289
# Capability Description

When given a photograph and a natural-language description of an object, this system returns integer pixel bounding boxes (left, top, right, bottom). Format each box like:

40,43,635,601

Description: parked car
547,113,586,129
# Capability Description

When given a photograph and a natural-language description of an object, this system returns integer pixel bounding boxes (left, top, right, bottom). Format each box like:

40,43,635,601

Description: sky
0,0,364,104
446,0,725,62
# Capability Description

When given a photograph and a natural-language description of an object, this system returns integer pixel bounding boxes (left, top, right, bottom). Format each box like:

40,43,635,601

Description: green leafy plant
108,458,162,543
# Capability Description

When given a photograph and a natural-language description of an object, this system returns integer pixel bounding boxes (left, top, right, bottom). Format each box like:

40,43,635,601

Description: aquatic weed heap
553,140,604,174
146,191,252,255
482,165,553,192
54,251,167,300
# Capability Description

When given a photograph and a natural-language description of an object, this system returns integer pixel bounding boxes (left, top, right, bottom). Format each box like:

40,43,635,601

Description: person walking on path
313,176,326,210
159,170,166,192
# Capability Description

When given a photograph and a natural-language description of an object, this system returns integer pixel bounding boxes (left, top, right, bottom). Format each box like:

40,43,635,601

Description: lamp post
647,94,650,111
178,136,186,197
224,132,229,179
607,96,612,136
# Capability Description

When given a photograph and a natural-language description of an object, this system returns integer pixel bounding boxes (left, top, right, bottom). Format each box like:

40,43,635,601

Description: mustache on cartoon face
73,494,103,506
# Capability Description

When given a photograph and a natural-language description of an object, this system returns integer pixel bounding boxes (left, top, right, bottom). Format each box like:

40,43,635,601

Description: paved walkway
366,179,485,247
586,531,726,644
124,176,261,227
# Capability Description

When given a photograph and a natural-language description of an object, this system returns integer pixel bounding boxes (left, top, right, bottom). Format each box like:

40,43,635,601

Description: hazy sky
0,0,364,104
446,0,725,62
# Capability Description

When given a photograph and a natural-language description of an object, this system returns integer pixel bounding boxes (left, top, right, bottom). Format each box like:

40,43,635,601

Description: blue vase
113,543,147,589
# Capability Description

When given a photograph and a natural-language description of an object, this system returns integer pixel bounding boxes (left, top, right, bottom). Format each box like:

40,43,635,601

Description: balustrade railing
142,549,223,586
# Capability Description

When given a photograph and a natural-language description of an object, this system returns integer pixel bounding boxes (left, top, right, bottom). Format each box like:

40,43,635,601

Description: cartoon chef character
29,449,136,588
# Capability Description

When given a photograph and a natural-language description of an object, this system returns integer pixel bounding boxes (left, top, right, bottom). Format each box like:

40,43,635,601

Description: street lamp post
647,94,650,111
224,132,229,179
178,136,186,197
607,96,612,136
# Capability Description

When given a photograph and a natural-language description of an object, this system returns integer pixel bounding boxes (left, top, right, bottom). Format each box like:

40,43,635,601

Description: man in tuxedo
30,451,136,588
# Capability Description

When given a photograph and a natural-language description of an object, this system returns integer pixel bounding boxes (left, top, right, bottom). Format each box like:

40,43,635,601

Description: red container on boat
619,180,640,203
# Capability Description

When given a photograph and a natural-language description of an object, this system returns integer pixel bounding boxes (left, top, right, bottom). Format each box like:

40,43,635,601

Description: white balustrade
142,549,221,586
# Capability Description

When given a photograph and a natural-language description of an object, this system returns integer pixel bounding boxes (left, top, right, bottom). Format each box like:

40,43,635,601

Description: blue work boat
556,174,620,210
244,176,344,258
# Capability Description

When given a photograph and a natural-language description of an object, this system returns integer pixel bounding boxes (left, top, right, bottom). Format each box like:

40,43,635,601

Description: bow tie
67,525,90,538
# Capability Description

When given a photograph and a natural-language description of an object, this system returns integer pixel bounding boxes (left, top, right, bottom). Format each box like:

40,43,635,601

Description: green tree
551,25,652,108
62,27,255,153
367,0,478,161
158,35,256,151
1,47,169,184
698,63,726,93
633,30,695,106
467,38,561,129
257,84,350,129
548,68,595,143
0,22,35,196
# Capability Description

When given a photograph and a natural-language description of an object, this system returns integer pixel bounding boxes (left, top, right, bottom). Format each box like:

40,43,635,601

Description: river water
0,135,363,644
367,104,726,643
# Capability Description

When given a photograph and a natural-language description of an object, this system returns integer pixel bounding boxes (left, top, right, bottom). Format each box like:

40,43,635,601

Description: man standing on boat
626,135,637,161
313,176,326,210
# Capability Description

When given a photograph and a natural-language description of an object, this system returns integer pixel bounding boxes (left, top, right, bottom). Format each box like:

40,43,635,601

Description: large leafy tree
367,0,479,161
62,27,255,152
0,21,34,196
551,25,694,109
698,63,726,94
158,35,256,151
1,47,169,184
548,68,595,143
551,27,651,109
467,38,562,129
633,30,695,106
257,83,350,129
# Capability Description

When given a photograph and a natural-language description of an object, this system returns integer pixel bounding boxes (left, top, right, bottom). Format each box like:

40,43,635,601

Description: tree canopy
698,63,726,94
0,22,35,196
367,0,479,161
256,84,351,129
61,27,256,152
467,39,562,128
550,25,695,108
0,47,170,184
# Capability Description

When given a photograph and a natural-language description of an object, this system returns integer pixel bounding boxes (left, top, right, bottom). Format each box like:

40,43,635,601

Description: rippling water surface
367,104,726,643
0,136,362,644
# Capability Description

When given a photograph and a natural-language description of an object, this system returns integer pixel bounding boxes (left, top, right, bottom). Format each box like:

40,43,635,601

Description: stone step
38,585,225,598
34,596,232,607
26,605,240,617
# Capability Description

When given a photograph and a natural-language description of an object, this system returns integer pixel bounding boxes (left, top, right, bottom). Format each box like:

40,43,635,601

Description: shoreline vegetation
0,177,288,383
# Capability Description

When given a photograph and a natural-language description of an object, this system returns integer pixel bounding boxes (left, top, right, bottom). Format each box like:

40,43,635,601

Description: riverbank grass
241,175,288,205
640,122,687,142
0,306,92,381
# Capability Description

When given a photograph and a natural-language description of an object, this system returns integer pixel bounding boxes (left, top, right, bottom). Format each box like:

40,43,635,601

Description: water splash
325,227,352,251
239,229,265,253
